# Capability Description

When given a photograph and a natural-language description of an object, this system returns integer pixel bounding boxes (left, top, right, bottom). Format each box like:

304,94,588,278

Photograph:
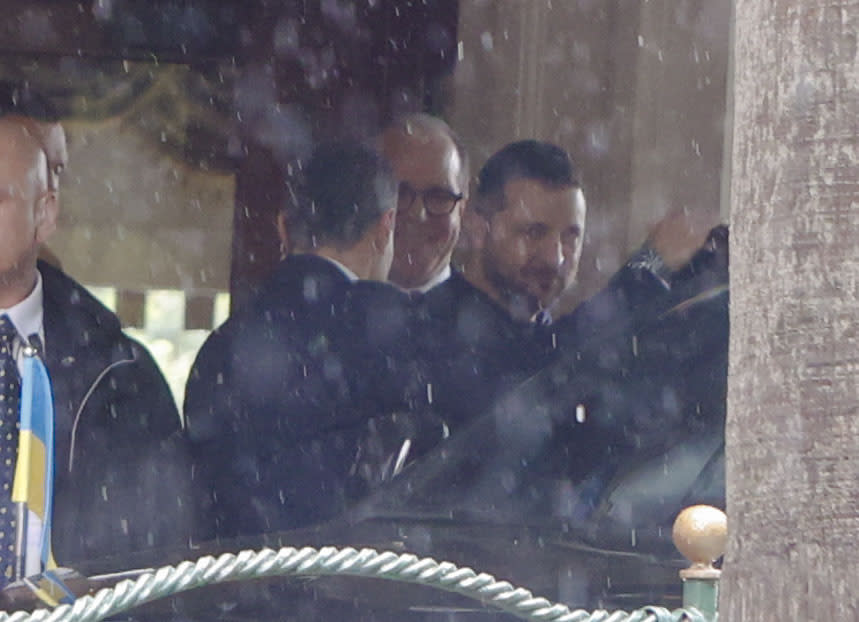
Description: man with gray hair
378,113,469,292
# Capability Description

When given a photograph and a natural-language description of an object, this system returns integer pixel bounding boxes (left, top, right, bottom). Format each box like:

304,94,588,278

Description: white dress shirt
317,255,359,282
410,264,451,294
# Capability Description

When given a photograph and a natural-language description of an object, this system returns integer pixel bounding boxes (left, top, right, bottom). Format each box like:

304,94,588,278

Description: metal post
681,566,720,620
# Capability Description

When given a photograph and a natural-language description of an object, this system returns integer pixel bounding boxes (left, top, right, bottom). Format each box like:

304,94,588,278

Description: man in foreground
0,93,188,579
422,139,718,429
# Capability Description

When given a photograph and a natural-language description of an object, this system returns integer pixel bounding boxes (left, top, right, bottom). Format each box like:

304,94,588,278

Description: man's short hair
0,81,59,122
475,140,581,215
384,113,470,189
289,141,396,249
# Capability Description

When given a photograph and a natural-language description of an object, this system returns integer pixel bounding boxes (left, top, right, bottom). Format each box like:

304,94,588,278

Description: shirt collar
0,270,43,342
411,264,452,293
317,255,359,282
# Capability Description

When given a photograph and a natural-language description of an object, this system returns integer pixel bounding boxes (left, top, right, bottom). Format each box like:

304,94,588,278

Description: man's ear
373,208,396,250
35,190,59,244
276,211,290,252
462,204,490,251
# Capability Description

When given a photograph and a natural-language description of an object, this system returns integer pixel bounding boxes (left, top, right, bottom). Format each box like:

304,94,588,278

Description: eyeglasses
398,182,464,216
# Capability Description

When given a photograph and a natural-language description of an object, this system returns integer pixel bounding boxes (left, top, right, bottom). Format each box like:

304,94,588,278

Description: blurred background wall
0,0,731,404
450,0,730,309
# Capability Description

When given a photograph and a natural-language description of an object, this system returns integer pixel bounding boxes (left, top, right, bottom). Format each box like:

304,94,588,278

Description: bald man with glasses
379,113,470,293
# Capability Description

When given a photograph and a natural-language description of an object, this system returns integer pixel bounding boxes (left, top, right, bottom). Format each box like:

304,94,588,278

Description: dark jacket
522,228,730,526
419,257,671,435
397,242,726,527
184,254,443,541
550,229,729,451
38,261,189,569
345,239,728,616
418,271,556,432
582,226,729,526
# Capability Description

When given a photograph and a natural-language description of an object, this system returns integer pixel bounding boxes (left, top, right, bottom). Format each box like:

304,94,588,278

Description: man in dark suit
419,140,685,431
0,91,189,578
406,140,726,527
378,113,469,293
185,142,440,541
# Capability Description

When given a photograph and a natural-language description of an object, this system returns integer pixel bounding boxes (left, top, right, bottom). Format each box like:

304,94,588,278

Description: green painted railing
0,505,726,622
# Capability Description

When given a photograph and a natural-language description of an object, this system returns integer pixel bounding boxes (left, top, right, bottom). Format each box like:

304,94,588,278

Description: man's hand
646,208,722,271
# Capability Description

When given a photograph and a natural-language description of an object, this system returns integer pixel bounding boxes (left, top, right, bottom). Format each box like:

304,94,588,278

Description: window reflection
0,0,729,616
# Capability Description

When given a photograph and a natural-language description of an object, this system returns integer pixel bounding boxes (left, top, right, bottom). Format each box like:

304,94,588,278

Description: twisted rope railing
0,546,709,622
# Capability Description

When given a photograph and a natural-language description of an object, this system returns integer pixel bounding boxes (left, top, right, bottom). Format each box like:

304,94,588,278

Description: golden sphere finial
672,505,727,579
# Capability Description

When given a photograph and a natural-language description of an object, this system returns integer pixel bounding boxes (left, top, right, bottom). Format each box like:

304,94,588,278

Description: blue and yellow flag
11,351,74,606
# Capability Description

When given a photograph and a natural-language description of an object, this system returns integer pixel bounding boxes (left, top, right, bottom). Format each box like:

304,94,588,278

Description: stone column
723,1,859,618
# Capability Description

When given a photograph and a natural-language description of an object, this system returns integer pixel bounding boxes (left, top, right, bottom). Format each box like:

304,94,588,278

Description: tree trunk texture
724,1,859,619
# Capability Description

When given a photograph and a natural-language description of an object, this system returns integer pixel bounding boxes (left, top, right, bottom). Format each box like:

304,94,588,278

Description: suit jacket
38,261,190,569
418,254,674,430
184,254,443,540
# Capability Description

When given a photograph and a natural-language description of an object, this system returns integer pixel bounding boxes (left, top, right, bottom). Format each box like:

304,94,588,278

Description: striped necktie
0,315,20,585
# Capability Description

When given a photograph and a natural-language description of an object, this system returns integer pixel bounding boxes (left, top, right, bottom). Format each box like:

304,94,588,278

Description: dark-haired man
422,139,717,430
462,141,587,322
185,142,440,539
409,139,727,530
